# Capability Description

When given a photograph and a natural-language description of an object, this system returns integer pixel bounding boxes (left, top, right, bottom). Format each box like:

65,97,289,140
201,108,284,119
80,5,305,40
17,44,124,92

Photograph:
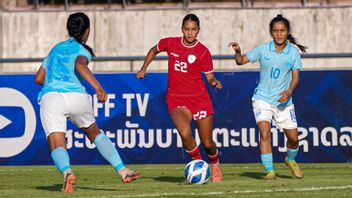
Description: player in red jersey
136,14,223,183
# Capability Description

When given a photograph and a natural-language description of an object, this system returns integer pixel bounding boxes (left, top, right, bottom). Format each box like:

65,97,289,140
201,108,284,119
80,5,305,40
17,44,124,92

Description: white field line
101,185,352,198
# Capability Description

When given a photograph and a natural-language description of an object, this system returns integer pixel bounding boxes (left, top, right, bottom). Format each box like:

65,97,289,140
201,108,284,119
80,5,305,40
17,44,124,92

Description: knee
260,134,271,143
288,137,299,147
201,139,215,150
177,127,192,138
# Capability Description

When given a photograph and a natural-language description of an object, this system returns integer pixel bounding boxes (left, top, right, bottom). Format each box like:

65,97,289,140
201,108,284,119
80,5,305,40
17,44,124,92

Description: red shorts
166,92,214,120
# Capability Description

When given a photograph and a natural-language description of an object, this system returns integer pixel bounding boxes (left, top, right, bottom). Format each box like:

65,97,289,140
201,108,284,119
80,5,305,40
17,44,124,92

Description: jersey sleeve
246,45,263,63
41,48,53,69
292,49,302,70
200,49,214,74
78,46,92,63
41,55,49,69
157,37,170,52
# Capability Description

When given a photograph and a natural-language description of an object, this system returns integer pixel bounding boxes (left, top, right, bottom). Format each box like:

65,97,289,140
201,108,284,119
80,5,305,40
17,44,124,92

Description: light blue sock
94,133,125,171
51,147,71,174
287,147,299,161
261,153,274,172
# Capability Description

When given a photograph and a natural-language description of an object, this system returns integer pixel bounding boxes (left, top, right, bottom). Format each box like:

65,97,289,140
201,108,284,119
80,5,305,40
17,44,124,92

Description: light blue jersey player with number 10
229,14,308,180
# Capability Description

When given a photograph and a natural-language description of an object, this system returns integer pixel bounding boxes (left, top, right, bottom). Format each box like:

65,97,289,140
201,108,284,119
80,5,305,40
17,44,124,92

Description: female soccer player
229,14,307,180
136,13,223,183
35,12,140,192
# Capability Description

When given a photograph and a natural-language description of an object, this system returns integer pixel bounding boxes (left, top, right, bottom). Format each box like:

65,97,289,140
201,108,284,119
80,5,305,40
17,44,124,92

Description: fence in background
0,53,351,72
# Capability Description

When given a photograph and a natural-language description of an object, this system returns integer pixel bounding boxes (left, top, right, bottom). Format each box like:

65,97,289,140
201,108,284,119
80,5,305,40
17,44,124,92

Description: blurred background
0,0,351,73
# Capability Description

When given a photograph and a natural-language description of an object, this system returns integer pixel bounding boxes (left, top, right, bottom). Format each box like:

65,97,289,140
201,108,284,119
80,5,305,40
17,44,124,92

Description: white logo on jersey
174,60,188,73
171,52,179,57
188,54,196,64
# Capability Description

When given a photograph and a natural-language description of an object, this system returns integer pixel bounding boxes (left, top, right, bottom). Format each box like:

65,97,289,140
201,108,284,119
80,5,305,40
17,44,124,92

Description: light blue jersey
38,37,92,101
247,40,302,106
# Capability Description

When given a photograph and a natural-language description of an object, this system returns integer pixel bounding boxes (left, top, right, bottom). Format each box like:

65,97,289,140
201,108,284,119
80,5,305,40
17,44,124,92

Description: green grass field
1,163,351,197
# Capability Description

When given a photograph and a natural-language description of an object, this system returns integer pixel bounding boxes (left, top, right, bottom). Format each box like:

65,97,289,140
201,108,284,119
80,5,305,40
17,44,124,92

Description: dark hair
182,13,200,27
270,14,307,53
67,12,95,56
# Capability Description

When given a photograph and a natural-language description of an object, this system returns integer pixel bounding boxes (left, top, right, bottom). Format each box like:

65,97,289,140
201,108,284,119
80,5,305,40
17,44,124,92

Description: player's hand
278,90,292,103
96,87,107,103
228,42,241,53
211,79,222,89
136,69,146,79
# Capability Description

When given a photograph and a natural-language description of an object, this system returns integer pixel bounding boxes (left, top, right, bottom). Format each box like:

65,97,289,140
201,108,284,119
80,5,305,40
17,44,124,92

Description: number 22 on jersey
174,60,188,73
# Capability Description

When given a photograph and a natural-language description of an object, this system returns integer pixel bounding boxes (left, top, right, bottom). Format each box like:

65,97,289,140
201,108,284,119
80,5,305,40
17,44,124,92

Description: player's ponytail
287,33,307,53
67,12,95,56
270,14,307,53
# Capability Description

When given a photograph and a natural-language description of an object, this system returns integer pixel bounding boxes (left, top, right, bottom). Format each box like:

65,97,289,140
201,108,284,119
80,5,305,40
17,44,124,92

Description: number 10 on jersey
270,67,280,79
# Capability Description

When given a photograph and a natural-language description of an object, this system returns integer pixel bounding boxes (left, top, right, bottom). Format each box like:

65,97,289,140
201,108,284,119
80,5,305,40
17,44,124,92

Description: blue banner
0,71,351,165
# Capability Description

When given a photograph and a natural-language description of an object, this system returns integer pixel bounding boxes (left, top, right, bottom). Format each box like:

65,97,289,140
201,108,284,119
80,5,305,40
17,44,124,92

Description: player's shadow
240,172,265,179
35,184,63,192
151,176,185,183
76,186,119,191
240,172,291,179
276,174,292,179
35,184,119,192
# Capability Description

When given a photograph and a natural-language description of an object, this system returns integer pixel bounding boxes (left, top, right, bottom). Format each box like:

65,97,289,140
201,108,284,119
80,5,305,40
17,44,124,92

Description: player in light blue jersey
229,14,307,180
35,12,140,192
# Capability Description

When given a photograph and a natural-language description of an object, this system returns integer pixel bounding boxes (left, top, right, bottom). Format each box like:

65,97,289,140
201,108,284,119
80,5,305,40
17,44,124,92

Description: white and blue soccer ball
184,160,211,185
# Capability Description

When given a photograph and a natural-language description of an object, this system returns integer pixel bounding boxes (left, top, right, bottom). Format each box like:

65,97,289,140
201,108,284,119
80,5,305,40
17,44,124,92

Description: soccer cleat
285,157,304,179
62,172,76,192
120,168,141,184
263,170,277,180
211,162,222,183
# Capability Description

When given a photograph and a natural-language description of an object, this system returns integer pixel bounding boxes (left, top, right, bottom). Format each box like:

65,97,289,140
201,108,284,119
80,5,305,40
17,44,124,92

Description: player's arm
34,66,45,85
278,69,300,103
136,45,160,79
205,72,222,89
228,42,250,65
75,56,107,102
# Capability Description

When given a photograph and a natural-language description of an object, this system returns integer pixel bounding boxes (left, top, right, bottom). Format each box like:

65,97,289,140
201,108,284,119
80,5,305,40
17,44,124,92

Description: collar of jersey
180,37,199,48
68,37,77,43
269,40,291,54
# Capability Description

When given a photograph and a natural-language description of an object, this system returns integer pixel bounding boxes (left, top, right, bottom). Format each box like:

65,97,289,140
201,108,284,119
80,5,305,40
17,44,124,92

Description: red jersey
157,37,214,96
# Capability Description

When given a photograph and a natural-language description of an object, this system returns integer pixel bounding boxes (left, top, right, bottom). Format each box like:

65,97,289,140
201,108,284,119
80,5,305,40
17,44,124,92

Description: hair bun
277,14,283,18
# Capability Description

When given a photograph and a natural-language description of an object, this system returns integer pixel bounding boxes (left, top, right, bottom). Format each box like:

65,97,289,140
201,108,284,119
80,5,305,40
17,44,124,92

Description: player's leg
81,124,141,183
170,108,202,160
284,128,303,178
195,115,217,156
277,104,303,178
40,92,75,192
68,93,140,183
48,133,76,192
283,128,303,178
258,121,276,179
284,128,299,160
195,115,222,183
253,100,276,179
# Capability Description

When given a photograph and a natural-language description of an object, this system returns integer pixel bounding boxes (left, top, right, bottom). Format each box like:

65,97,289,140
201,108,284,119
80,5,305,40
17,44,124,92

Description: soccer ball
184,160,211,185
